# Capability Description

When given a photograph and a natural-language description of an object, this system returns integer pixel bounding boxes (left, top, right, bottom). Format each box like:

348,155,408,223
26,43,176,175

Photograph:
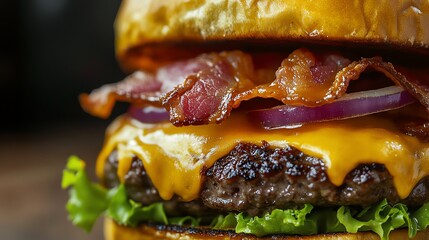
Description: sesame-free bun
115,0,429,70
104,218,429,240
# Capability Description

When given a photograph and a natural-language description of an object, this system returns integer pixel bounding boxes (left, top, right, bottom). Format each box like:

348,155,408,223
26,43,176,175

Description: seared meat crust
202,142,429,215
104,143,429,216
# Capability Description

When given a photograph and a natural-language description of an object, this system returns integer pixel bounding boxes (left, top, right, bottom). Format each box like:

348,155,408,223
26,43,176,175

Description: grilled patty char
103,142,429,216
203,142,429,215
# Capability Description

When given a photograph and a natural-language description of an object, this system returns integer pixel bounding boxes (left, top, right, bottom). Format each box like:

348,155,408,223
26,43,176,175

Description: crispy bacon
161,51,255,125
80,51,255,122
80,48,429,126
79,71,161,118
234,49,429,108
234,49,352,106
393,67,429,112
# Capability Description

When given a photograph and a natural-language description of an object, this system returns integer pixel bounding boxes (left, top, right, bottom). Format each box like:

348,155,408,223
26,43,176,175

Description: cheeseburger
63,0,429,239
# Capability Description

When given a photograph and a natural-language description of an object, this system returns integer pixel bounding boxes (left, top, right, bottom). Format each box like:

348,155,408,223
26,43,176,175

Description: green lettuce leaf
106,185,168,227
211,213,237,229
208,200,429,240
235,204,317,236
214,206,345,236
62,156,109,232
411,202,429,231
337,199,415,240
63,156,429,240
62,156,167,231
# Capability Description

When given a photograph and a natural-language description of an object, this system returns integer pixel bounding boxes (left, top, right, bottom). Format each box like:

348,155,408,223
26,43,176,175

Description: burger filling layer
96,113,429,202
63,47,429,239
62,112,429,239
103,144,429,217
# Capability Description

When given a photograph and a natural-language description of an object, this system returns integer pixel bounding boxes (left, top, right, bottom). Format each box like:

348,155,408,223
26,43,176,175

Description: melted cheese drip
97,114,429,201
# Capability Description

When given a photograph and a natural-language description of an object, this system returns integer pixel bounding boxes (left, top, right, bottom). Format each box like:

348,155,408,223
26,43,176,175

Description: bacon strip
235,49,429,111
80,51,255,121
80,48,429,126
234,49,352,107
80,71,161,118
161,51,255,125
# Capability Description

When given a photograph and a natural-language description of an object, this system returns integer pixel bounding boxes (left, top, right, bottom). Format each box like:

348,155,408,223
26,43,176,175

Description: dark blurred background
0,1,124,239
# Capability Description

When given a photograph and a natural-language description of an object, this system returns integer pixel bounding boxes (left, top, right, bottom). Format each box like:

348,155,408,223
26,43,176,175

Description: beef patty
103,151,215,217
103,142,429,216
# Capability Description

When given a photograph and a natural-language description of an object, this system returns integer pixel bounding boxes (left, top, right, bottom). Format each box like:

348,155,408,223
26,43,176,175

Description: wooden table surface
0,123,108,240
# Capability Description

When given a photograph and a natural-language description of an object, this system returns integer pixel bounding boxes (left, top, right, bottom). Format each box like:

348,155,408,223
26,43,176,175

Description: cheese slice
96,113,429,201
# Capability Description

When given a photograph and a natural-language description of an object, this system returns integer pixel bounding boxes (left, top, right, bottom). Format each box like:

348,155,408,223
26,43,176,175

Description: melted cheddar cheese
97,113,429,201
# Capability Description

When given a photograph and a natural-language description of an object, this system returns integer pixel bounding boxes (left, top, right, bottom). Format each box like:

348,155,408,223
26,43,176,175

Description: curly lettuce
62,156,429,239
62,156,109,231
62,156,167,231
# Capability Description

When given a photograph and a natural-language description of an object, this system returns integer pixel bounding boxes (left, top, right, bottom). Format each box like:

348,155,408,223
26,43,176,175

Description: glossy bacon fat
80,48,429,126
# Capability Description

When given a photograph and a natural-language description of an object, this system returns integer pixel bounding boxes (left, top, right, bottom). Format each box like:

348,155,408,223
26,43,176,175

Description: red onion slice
249,86,416,129
128,106,169,123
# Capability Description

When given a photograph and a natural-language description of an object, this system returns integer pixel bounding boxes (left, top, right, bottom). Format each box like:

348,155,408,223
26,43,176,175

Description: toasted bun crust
104,218,429,240
115,0,429,69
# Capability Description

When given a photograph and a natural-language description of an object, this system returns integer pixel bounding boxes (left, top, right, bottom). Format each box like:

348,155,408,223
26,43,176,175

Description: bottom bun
104,218,429,240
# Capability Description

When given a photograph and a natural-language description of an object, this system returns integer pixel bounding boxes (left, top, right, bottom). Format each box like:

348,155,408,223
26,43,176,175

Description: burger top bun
104,218,429,240
115,0,429,70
